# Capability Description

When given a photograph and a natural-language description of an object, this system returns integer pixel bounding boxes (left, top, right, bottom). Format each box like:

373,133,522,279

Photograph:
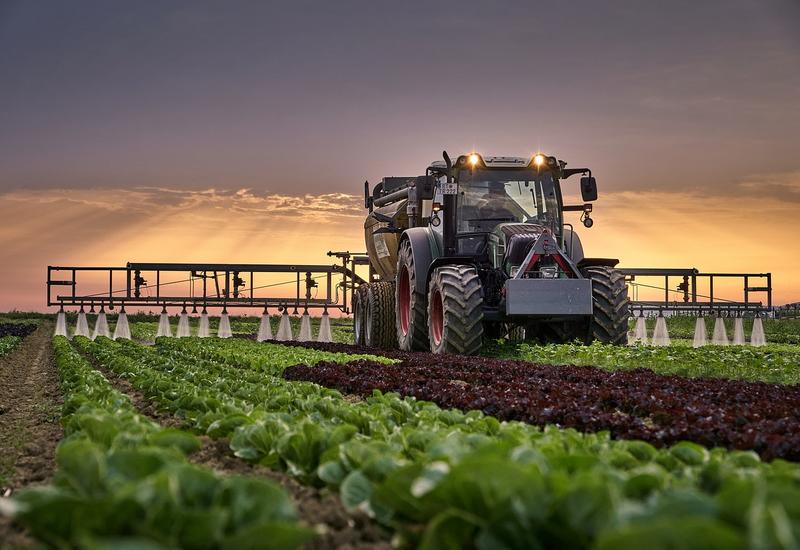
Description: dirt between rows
86,348,391,550
0,322,63,547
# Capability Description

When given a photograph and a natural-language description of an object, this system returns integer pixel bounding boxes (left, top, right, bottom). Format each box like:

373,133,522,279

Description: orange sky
1,2,798,313
1,177,797,312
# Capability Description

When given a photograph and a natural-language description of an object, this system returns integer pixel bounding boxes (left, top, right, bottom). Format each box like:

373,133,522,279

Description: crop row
4,337,311,549
487,340,800,385
284,354,800,460
129,315,354,343
271,337,800,386
75,335,800,548
0,321,37,339
0,335,21,357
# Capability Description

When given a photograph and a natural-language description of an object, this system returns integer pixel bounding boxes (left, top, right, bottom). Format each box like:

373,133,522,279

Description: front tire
396,239,429,351
583,266,629,345
427,265,484,355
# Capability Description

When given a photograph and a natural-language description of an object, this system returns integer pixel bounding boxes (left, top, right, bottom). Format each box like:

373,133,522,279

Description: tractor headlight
533,154,546,167
469,153,480,166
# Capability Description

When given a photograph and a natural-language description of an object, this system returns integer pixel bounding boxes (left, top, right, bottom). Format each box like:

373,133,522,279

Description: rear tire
427,265,484,355
396,239,429,351
365,281,397,349
352,284,369,345
583,266,629,345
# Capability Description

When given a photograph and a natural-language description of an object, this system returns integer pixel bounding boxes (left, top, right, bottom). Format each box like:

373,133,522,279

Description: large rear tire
396,239,429,351
427,265,484,355
583,266,629,345
352,284,369,346
365,281,397,349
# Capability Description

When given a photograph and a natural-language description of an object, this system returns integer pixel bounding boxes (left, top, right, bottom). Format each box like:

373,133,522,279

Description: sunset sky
1,0,799,310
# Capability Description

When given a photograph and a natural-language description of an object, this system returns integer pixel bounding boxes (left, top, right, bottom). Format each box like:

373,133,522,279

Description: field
1,314,799,549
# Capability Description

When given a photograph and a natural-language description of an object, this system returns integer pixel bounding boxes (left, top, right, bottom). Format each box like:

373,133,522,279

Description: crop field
0,321,37,360
1,316,799,549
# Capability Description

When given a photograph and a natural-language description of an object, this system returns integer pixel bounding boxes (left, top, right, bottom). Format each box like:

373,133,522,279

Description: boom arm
47,255,368,314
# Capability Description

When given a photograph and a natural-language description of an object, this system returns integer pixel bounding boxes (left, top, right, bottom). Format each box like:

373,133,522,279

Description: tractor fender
578,258,620,269
563,226,585,264
400,227,442,295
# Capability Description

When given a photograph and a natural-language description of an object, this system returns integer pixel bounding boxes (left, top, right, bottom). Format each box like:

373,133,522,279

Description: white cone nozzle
692,317,707,348
298,313,312,341
217,312,232,338
257,313,273,342
712,317,728,345
55,310,68,337
113,311,131,340
750,317,766,347
276,312,293,341
177,311,191,337
198,312,210,338
75,311,90,338
733,316,745,345
652,315,670,346
156,311,172,338
317,311,332,343
633,315,648,344
92,311,110,340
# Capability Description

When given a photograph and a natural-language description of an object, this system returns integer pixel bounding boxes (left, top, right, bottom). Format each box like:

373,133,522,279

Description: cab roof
428,156,531,171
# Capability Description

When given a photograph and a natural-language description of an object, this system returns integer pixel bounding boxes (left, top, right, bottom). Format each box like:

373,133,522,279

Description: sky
0,0,798,310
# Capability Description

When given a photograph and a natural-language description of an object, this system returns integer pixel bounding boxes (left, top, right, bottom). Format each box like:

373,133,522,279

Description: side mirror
580,176,598,202
364,180,373,211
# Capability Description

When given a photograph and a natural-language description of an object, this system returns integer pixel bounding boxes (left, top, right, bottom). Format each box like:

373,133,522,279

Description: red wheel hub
431,288,444,346
398,266,411,335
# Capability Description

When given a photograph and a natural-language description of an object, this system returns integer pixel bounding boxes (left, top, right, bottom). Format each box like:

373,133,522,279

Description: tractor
353,151,629,354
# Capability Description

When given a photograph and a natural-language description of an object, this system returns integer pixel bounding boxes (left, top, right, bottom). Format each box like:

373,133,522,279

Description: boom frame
47,252,369,313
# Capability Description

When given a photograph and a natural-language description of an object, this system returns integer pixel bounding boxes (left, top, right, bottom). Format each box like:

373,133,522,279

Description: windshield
455,169,561,233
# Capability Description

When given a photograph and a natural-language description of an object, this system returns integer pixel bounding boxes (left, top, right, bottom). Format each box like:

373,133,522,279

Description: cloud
1,181,798,311
0,187,368,311
736,171,800,201
2,186,364,220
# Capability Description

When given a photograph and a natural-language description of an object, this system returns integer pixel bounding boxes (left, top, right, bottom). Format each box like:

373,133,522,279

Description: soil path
0,322,63,546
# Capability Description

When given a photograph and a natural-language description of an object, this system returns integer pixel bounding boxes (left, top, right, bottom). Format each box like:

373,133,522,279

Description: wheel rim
398,266,411,335
431,288,444,346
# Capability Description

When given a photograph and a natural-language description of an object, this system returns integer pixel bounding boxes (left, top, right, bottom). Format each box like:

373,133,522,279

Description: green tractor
354,151,629,354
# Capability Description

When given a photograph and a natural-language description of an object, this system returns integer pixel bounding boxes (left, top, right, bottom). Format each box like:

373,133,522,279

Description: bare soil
0,322,63,547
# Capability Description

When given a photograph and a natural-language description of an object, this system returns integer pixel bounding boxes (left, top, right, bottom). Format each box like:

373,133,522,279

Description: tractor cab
427,153,592,275
455,168,562,235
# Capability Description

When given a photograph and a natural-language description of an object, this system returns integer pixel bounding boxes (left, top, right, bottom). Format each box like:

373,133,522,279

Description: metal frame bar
47,253,367,312
620,268,772,313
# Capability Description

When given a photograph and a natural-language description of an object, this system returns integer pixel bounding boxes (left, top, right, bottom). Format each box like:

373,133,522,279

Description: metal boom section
47,252,369,313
